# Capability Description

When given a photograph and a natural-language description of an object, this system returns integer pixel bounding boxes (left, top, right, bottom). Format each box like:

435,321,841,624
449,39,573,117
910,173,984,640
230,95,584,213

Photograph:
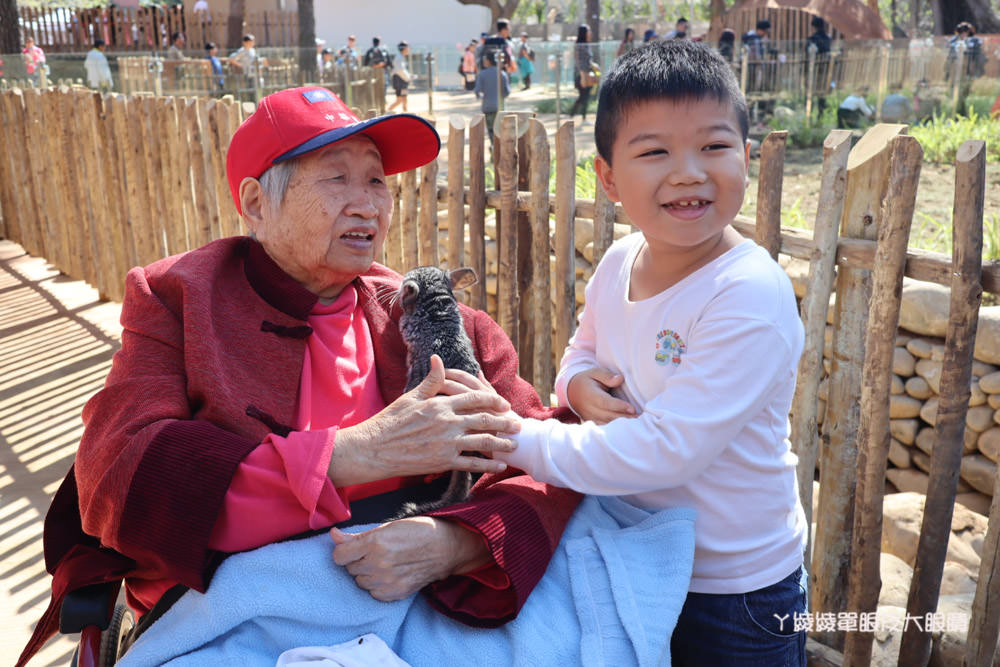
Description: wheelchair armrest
60,582,118,633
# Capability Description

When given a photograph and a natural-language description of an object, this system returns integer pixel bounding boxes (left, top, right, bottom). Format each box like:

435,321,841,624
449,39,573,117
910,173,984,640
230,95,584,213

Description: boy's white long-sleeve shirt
500,234,808,594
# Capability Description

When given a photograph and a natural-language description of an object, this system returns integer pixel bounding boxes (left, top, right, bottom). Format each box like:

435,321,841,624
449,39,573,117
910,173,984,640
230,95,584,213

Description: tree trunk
297,0,315,78
227,0,246,51
0,0,19,54
710,0,729,21
456,0,520,30
586,0,601,42
931,0,1000,34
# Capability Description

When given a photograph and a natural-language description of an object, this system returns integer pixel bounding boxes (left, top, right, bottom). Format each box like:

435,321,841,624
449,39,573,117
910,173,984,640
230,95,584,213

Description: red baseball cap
226,86,440,214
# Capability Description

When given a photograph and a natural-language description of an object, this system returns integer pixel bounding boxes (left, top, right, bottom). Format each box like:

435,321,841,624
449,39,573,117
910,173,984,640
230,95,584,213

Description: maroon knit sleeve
422,308,582,624
74,264,268,593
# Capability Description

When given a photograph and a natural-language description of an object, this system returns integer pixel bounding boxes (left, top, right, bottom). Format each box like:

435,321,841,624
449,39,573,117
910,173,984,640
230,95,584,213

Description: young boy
497,40,808,665
473,50,510,147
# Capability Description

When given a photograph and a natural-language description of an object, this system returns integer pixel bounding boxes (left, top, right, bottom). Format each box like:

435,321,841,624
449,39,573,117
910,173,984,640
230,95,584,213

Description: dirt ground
744,145,1000,256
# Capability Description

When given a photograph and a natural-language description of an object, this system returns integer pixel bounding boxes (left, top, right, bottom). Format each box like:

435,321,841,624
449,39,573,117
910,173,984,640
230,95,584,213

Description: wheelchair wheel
98,603,134,666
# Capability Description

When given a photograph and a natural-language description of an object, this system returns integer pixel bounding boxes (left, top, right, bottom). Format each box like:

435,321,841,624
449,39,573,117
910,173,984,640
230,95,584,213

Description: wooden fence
1,87,999,664
116,57,386,109
16,6,297,53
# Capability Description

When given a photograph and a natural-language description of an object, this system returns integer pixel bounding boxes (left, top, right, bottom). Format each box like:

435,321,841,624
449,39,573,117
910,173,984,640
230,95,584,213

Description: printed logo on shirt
655,329,686,366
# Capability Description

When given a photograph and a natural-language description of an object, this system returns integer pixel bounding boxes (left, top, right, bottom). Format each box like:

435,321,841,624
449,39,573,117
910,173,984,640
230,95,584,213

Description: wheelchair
62,582,133,667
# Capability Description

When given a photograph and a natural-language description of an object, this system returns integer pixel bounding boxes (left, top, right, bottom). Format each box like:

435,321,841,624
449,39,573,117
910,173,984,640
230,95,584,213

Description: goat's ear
449,267,478,290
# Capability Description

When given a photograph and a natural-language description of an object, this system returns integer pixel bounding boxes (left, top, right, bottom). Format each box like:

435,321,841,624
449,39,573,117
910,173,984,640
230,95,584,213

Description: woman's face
248,136,393,300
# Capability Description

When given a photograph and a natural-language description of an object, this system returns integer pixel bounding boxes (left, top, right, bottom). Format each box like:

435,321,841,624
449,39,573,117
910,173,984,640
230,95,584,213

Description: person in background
363,36,390,71
460,40,478,91
85,38,113,91
473,49,510,147
229,33,259,89
664,17,689,39
494,18,518,75
315,37,327,73
388,41,412,112
206,42,225,91
22,36,47,86
569,23,597,124
166,31,186,60
807,15,831,55
616,27,636,59
807,16,832,115
516,32,535,90
742,18,770,59
643,28,658,42
342,34,360,69
319,47,335,81
837,87,874,128
717,28,736,62
946,21,985,79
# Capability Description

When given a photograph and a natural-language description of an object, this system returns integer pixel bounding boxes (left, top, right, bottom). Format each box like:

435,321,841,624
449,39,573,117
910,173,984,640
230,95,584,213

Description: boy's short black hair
595,40,749,163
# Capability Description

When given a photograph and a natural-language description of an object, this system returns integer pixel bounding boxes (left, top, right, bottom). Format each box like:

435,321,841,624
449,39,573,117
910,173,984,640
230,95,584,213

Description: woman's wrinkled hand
328,355,521,486
330,516,490,601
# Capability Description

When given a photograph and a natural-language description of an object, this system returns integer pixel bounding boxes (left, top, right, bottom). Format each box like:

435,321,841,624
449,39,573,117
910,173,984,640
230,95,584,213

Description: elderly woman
19,87,581,666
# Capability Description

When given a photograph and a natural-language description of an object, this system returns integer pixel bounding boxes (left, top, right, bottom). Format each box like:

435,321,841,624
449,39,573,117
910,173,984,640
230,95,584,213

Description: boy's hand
566,368,638,425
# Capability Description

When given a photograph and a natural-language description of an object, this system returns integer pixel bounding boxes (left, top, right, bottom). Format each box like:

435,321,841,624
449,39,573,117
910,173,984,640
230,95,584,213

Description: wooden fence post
896,140,985,664
139,95,168,264
111,94,139,273
517,119,535,384
553,121,576,373
756,130,787,260
812,123,907,652
497,114,519,350
0,94,17,244
98,94,130,301
529,118,552,404
790,129,851,567
419,155,439,267
188,98,222,245
401,168,418,269
592,172,615,269
74,88,108,296
842,134,923,666
0,91,41,259
467,114,488,311
160,96,191,255
384,173,402,272
446,116,466,274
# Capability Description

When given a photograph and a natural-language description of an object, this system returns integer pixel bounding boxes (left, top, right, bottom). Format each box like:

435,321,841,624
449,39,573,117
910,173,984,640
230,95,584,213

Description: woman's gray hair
258,159,298,216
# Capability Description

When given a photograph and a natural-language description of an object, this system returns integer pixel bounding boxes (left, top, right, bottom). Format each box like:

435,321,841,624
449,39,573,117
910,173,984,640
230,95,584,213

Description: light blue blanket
119,496,695,667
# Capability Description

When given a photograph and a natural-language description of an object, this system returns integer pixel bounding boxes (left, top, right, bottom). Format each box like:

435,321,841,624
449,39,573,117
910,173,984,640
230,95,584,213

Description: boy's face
595,97,750,255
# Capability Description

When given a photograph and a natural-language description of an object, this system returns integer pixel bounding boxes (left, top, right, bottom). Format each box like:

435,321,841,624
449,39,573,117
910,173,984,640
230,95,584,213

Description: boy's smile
595,97,750,258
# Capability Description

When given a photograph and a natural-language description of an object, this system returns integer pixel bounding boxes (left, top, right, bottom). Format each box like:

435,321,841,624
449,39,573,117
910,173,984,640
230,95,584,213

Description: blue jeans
670,566,807,666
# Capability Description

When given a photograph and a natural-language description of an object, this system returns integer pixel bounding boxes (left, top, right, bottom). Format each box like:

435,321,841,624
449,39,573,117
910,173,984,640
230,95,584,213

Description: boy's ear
594,155,621,203
239,177,266,233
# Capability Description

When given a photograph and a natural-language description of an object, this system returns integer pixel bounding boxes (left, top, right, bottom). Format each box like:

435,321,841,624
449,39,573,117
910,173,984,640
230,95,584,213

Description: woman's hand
565,367,638,425
330,517,490,601
328,355,521,486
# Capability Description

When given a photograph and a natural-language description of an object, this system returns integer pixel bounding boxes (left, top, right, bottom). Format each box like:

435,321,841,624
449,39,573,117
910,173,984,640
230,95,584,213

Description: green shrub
534,94,598,115
766,104,838,149
909,110,1000,163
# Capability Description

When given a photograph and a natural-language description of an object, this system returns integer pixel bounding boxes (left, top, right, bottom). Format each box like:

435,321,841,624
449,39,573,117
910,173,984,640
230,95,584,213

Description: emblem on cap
302,89,336,103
